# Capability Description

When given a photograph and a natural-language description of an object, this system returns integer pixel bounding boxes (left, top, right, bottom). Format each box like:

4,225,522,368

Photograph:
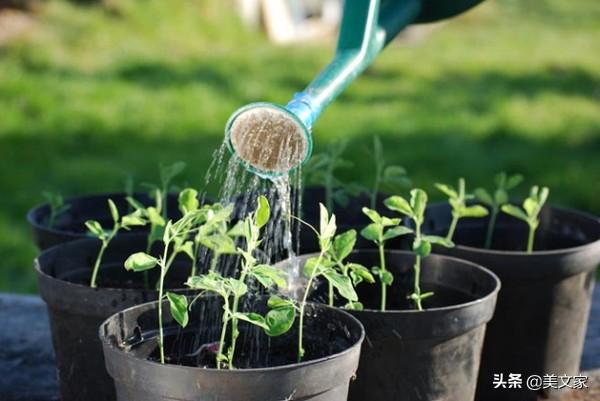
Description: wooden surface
1,286,598,401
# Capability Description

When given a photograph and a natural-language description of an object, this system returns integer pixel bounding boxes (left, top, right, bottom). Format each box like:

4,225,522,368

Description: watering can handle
286,0,421,129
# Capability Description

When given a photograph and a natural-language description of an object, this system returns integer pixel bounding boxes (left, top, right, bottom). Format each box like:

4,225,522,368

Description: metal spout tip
225,103,312,178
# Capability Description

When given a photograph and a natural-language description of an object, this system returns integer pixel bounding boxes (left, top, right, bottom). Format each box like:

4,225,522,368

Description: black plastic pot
35,234,194,401
27,191,186,250
99,296,365,401
424,203,600,401
279,250,500,401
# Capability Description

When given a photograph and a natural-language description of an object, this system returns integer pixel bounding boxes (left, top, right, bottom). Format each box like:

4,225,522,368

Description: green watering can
225,0,485,178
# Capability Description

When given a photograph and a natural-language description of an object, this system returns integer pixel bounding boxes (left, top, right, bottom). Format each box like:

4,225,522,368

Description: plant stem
89,241,107,288
227,268,249,369
328,282,334,306
157,239,171,364
298,251,325,362
378,241,387,311
446,213,459,242
484,207,498,249
414,255,422,311
527,225,535,253
216,298,230,370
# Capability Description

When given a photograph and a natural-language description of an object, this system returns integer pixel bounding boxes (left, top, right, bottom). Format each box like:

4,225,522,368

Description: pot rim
99,297,366,374
429,205,600,257
34,234,190,295
281,249,501,315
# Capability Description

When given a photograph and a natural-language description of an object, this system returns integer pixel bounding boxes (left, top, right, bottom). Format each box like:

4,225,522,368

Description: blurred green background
0,0,598,293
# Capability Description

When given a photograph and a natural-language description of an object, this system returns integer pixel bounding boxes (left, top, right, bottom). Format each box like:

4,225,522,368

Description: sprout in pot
435,178,489,241
368,136,410,209
123,191,236,364
360,205,412,311
384,189,454,310
85,199,147,288
500,185,549,253
42,191,70,228
186,196,295,368
474,172,523,248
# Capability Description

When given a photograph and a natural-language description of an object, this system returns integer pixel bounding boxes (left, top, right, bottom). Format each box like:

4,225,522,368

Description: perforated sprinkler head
225,102,313,178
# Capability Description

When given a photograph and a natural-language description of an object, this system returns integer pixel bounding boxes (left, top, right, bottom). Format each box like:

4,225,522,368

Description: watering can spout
225,0,484,178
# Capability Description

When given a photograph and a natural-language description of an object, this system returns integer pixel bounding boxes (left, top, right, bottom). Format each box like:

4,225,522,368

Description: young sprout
185,196,295,369
42,191,70,228
86,200,146,288
303,139,358,210
475,172,523,249
435,178,488,242
360,207,412,311
385,189,454,311
501,186,549,253
124,198,203,364
296,204,364,360
370,136,410,209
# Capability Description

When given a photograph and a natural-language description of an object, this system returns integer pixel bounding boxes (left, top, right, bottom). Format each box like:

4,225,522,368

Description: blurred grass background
0,0,598,292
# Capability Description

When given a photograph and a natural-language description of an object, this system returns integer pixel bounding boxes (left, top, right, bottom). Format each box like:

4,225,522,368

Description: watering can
225,0,485,177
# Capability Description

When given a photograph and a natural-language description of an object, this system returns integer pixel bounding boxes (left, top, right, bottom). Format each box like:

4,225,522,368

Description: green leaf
85,220,105,239
422,235,454,248
460,205,489,218
126,196,146,211
410,189,428,221
177,240,195,260
227,221,245,237
383,226,413,241
200,234,237,254
255,195,270,228
495,189,508,205
360,223,380,242
228,279,248,297
538,187,550,207
121,211,147,228
523,197,537,217
323,270,358,302
384,196,412,216
413,239,432,257
124,252,158,272
178,188,199,214
333,229,356,261
506,174,524,189
348,263,375,284
319,203,337,240
267,295,294,308
166,292,189,328
361,207,381,224
304,257,322,277
185,273,226,295
474,188,493,206
494,172,507,189
232,312,269,331
380,270,394,285
435,183,457,199
420,291,435,300
380,216,402,227
252,265,287,289
146,207,165,227
108,199,119,223
383,165,407,179
265,305,296,336
501,204,528,222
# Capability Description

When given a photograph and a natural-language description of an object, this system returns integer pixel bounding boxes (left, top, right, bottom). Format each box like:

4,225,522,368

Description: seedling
501,185,549,253
140,161,187,220
369,136,410,209
475,172,523,248
303,139,360,210
360,207,412,311
185,196,295,369
42,191,70,228
298,203,358,362
385,189,454,310
124,194,205,364
435,178,488,241
86,199,146,288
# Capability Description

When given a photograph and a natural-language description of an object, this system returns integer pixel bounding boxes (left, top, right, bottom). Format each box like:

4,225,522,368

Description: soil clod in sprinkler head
226,104,311,178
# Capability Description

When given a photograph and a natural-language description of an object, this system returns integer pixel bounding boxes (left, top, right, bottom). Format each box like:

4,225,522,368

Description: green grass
0,0,599,292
